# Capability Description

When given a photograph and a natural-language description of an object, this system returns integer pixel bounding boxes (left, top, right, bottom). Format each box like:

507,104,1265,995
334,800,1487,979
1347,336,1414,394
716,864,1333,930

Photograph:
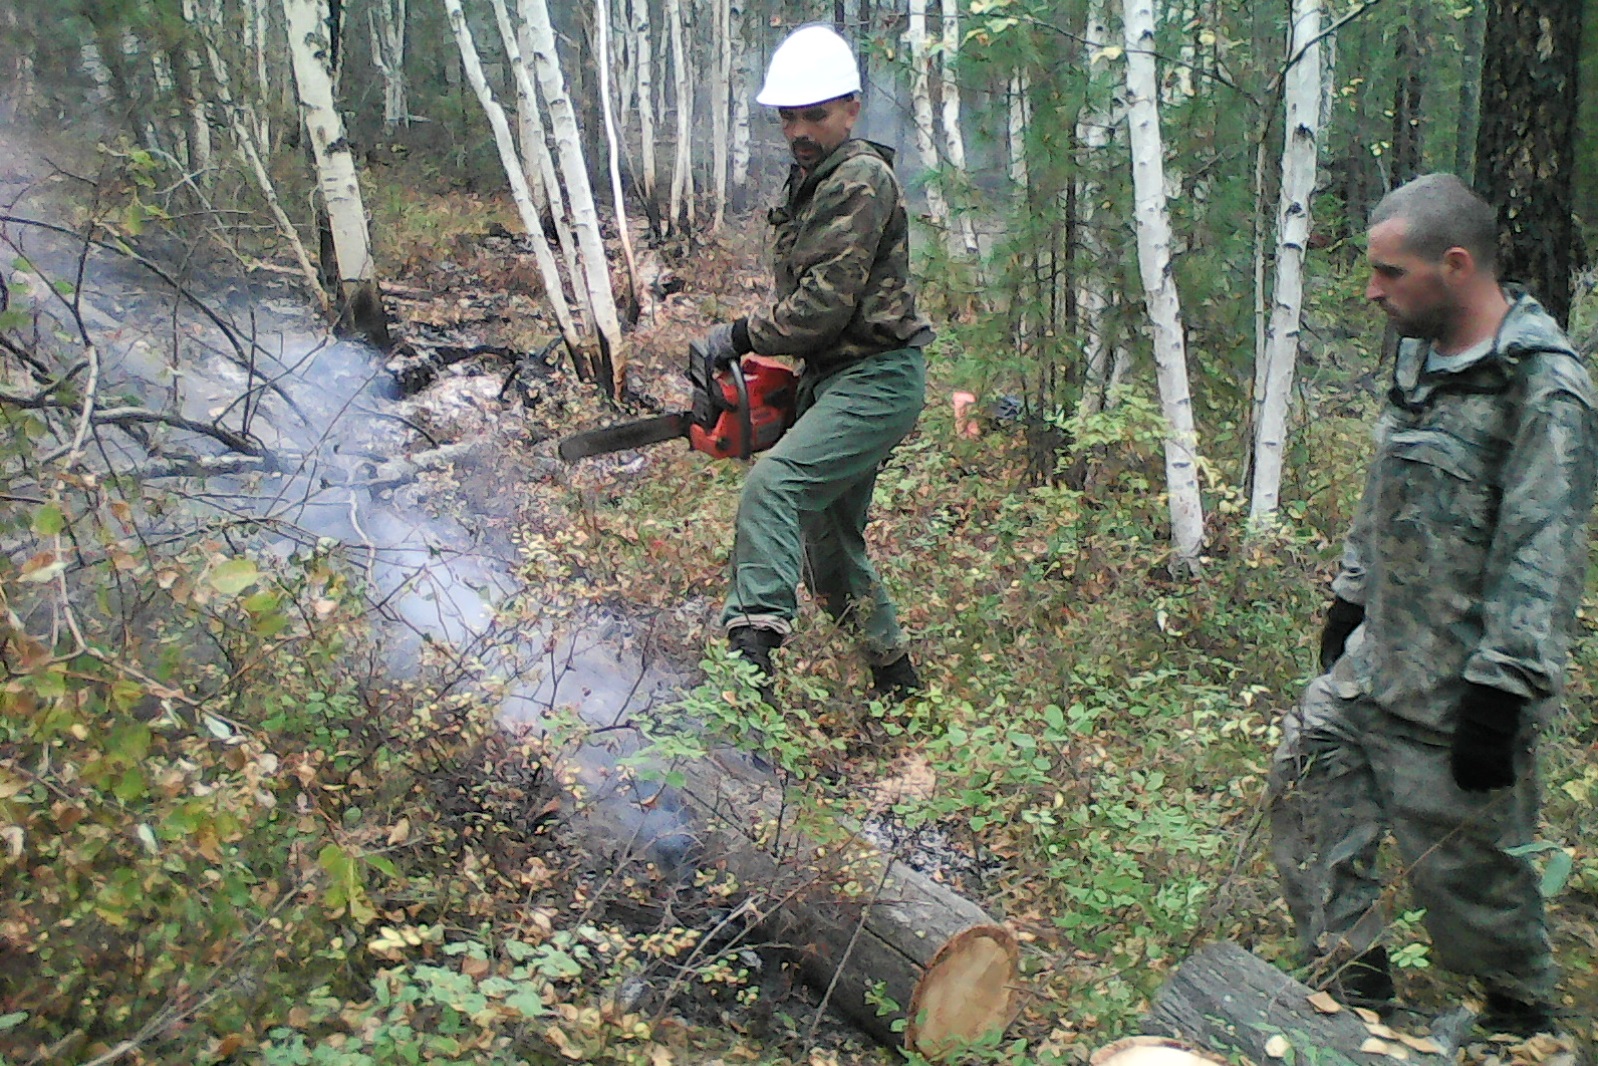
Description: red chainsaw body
689,355,798,460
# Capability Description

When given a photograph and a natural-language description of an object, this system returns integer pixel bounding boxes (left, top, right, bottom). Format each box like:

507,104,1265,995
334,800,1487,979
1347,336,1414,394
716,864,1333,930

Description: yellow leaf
1359,1038,1391,1055
387,817,411,845
1264,1035,1291,1059
1396,1035,1443,1055
1306,990,1341,1014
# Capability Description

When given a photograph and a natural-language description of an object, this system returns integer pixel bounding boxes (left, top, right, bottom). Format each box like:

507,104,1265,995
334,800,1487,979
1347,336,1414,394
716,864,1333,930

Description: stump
1143,942,1475,1066
566,744,1020,1060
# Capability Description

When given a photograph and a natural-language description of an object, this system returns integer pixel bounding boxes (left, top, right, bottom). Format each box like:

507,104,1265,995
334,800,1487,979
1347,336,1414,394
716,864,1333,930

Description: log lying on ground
1142,941,1475,1066
567,743,1019,1060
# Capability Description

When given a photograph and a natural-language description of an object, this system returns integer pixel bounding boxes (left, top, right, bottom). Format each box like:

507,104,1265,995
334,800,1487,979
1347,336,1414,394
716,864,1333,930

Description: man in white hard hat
700,24,935,713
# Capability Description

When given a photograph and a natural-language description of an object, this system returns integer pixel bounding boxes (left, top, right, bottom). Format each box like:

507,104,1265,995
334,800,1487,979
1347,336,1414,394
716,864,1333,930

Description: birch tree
521,0,625,388
1249,0,1323,525
1123,0,1204,572
497,0,582,295
280,0,389,346
188,0,324,305
664,0,694,234
630,0,660,228
728,0,753,211
937,0,980,260
441,0,581,362
368,0,408,128
709,0,732,230
597,0,642,336
906,0,952,250
1076,0,1127,417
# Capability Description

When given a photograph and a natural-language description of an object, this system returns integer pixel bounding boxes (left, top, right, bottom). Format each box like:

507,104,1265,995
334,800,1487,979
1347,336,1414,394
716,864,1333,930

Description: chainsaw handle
730,358,754,460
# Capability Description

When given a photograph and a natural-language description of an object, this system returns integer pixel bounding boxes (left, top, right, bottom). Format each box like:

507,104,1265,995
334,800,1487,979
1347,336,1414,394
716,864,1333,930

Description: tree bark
1123,0,1205,573
367,0,408,129
710,0,731,231
631,0,661,232
280,0,390,348
1249,0,1323,526
1474,0,1582,325
597,0,643,339
567,747,1020,1060
665,0,694,236
1144,942,1475,1066
520,0,624,391
906,0,952,249
1453,0,1485,179
440,0,581,360
728,0,752,212
937,0,980,261
1075,0,1126,417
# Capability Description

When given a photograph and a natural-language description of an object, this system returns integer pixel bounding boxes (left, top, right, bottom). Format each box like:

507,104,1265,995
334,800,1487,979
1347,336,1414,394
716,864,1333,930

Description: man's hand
1450,683,1525,792
703,322,742,369
1319,596,1365,672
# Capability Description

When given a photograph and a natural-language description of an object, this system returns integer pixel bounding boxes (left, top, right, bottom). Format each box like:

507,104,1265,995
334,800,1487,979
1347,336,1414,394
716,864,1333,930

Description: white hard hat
756,25,861,107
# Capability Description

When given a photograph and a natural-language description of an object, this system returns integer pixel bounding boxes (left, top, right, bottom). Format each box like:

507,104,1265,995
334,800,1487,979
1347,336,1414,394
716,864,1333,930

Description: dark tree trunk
1453,0,1486,179
1474,0,1582,325
1388,23,1424,187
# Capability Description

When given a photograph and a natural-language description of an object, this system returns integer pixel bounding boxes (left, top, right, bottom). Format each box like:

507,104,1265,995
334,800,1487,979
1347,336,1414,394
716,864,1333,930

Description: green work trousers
1268,672,1556,1002
720,346,926,664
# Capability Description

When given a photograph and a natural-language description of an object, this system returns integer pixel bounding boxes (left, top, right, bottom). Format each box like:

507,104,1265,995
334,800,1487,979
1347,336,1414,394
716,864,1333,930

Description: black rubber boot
1478,990,1558,1039
1324,947,1396,1013
728,626,781,705
870,653,921,701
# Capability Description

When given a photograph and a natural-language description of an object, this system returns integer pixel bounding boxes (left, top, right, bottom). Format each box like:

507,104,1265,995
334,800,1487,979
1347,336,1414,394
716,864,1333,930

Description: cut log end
1092,1036,1231,1066
905,923,1020,1059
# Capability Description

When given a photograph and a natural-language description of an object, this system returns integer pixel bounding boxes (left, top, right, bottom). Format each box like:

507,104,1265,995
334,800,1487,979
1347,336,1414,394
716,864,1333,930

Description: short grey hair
1369,173,1499,273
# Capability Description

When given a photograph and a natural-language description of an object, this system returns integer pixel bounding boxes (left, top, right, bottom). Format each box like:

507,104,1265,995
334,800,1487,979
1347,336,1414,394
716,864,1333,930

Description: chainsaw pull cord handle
731,357,753,460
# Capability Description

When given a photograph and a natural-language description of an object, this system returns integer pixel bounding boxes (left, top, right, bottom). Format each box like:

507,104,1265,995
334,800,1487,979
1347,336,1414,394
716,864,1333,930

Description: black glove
704,320,751,368
1450,683,1525,792
1318,596,1365,672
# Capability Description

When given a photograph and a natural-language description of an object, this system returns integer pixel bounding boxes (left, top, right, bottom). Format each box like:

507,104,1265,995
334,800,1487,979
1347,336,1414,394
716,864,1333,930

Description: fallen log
1142,942,1475,1066
567,743,1019,1060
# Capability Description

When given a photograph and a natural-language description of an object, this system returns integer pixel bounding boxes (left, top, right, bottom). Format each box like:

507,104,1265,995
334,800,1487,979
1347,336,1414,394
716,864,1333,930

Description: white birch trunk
281,0,379,298
512,1,587,303
1075,0,1126,417
1006,71,1029,191
597,0,642,348
494,0,571,257
368,0,408,128
245,0,273,145
906,0,951,246
1123,0,1204,571
936,0,979,259
665,0,694,233
632,0,659,213
520,0,624,379
441,0,580,354
191,0,324,305
1249,0,1323,525
729,0,751,208
710,0,731,230
80,40,113,105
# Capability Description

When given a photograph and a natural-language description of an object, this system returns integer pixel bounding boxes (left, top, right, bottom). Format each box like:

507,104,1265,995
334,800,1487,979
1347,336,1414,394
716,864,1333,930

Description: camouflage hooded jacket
1333,290,1598,732
744,139,934,370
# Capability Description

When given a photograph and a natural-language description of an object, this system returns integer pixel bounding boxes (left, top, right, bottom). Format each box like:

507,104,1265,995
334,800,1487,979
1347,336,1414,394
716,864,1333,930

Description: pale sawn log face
905,925,1020,1059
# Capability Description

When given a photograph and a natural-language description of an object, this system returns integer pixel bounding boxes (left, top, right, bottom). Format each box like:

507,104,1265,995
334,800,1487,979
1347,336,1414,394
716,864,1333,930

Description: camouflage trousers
1267,673,1556,1002
720,347,925,664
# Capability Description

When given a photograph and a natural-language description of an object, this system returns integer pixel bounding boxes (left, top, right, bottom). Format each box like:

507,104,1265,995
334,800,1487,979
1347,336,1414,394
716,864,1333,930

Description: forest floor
7,123,1598,1064
363,165,1598,1066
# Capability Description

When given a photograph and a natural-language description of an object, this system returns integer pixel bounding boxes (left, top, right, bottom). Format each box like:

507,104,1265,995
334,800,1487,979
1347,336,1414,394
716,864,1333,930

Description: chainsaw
556,341,798,462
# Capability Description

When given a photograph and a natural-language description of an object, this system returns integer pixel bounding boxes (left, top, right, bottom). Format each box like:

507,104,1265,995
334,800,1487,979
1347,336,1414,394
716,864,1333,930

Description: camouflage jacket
744,139,934,370
1333,290,1598,731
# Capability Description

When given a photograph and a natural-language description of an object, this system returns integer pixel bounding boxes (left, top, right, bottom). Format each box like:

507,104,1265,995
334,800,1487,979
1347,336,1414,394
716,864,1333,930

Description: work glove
703,322,742,369
1450,682,1525,792
1318,596,1365,672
